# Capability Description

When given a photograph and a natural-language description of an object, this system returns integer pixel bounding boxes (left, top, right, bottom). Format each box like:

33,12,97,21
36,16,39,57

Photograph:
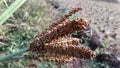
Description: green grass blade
0,0,27,25
0,47,29,62
0,0,3,5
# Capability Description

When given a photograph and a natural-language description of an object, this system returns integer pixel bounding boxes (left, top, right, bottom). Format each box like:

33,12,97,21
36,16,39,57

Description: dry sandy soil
49,0,120,58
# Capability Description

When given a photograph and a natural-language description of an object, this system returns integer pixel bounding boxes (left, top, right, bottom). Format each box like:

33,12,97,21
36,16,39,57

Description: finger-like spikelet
49,7,82,28
45,40,96,59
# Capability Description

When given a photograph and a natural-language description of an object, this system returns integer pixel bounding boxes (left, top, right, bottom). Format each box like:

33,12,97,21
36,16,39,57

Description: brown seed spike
44,40,96,59
49,7,82,28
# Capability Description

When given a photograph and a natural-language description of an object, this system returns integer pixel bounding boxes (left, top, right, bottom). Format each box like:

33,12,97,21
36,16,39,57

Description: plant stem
3,0,8,8
0,47,29,62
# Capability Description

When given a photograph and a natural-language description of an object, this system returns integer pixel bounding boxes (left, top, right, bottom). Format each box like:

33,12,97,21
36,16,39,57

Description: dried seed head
29,7,95,63
45,42,96,59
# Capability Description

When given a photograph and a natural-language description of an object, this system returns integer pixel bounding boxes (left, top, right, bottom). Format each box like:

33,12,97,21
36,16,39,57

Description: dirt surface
49,0,120,57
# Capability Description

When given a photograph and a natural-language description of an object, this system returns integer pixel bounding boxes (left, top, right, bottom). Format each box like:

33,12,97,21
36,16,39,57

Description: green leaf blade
0,0,27,25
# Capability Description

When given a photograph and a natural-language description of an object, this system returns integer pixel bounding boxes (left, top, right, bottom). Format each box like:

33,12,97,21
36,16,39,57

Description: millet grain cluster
30,7,96,63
